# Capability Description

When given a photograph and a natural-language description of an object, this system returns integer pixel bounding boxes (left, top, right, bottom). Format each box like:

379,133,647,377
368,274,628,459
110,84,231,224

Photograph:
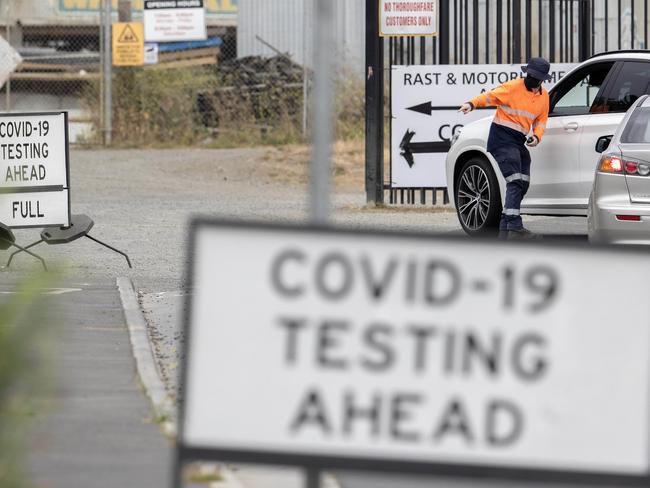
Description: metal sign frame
0,111,71,229
174,218,650,487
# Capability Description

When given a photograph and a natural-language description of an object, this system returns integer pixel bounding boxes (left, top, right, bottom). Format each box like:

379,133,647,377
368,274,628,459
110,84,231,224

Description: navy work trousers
490,144,531,231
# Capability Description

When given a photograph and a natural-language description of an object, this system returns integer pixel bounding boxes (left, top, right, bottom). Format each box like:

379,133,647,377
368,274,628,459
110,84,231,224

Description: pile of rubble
198,55,308,132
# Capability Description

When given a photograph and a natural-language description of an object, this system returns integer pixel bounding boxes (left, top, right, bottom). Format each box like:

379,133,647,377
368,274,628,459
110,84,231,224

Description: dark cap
521,57,552,81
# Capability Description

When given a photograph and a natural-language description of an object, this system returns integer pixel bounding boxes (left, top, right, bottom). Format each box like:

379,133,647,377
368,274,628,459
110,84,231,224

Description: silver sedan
589,94,650,244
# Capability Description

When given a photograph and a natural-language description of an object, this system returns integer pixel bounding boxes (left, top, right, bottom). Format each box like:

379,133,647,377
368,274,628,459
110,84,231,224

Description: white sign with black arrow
391,64,576,189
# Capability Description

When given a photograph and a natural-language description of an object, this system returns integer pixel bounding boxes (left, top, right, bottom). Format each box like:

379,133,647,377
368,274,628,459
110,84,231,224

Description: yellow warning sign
112,22,144,66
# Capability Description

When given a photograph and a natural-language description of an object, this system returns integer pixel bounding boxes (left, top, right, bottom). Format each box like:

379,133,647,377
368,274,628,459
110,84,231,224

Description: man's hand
458,102,474,114
526,135,540,147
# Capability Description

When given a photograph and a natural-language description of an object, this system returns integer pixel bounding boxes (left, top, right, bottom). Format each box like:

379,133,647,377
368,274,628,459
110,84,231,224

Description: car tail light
616,215,642,221
599,155,650,176
599,155,623,173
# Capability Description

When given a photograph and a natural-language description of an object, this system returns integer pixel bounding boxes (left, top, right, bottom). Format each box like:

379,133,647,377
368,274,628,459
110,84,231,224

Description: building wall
237,0,365,73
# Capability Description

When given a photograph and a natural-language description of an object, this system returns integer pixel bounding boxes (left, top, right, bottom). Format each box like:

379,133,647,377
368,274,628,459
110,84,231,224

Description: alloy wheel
457,164,491,231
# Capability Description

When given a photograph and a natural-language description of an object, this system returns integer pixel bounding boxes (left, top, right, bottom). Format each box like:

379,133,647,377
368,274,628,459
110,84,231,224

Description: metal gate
366,0,650,205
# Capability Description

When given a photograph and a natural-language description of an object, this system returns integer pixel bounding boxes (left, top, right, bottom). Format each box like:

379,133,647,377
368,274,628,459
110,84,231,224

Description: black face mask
525,75,543,91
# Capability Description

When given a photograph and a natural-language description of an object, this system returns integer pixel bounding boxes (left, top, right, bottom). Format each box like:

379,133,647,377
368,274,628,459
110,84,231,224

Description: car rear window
621,107,650,143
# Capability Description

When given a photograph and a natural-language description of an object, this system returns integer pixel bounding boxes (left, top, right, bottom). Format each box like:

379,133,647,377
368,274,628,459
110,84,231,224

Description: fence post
438,0,450,64
102,0,112,146
118,0,132,21
578,0,591,60
513,0,521,63
365,0,384,205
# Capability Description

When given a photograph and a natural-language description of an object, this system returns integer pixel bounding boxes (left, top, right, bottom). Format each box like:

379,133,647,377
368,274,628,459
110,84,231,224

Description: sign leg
305,468,321,488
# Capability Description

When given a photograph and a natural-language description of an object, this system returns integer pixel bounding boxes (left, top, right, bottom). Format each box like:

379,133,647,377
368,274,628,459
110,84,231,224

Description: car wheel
455,157,502,235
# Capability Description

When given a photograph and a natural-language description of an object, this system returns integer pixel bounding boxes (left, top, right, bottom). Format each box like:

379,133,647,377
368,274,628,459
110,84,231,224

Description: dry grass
262,140,366,189
262,141,394,191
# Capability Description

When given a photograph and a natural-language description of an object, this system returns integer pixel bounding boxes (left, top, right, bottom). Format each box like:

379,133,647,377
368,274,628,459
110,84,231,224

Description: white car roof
587,51,650,62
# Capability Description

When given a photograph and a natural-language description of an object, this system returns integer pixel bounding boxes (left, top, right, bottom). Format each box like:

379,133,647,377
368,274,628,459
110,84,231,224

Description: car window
600,61,650,113
551,62,614,116
621,107,650,143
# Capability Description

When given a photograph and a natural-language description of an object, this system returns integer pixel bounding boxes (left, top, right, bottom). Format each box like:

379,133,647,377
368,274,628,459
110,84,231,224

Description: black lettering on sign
317,320,350,370
486,399,523,447
403,72,441,86
315,253,354,300
407,324,437,373
270,249,306,298
5,165,47,183
424,260,461,305
391,393,422,442
343,390,382,438
289,387,332,435
432,397,474,444
462,331,502,377
277,316,307,365
360,255,398,300
12,200,44,219
360,323,395,372
511,333,547,381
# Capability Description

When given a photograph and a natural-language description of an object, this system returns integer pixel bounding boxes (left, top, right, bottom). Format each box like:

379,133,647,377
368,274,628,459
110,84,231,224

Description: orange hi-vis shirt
470,78,550,142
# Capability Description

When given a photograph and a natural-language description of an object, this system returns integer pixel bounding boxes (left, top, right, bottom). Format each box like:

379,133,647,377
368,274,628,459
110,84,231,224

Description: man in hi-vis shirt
460,58,551,240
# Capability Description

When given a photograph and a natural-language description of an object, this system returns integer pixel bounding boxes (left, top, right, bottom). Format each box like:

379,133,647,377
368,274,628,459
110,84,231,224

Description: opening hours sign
380,1,437,37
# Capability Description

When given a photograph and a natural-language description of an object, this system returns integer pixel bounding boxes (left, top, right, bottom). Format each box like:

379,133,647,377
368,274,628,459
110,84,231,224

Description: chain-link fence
0,0,365,148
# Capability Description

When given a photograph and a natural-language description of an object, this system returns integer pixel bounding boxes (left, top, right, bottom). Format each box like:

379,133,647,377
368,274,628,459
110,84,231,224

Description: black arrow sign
406,101,493,116
399,130,451,168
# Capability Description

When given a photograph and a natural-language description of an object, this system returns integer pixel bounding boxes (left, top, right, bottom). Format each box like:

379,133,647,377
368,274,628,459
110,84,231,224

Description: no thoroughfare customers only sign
0,112,70,228
177,220,650,485
380,0,437,37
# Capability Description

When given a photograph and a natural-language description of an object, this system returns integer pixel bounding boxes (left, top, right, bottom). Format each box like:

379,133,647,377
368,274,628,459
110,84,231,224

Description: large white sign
181,221,650,482
391,64,576,188
144,0,207,42
0,112,70,228
380,1,437,37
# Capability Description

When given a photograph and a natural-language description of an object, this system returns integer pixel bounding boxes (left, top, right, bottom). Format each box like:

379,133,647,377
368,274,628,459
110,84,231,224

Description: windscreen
621,107,650,143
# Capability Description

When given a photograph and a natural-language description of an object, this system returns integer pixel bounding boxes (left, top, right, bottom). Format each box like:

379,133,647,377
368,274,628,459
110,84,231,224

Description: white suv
446,51,650,234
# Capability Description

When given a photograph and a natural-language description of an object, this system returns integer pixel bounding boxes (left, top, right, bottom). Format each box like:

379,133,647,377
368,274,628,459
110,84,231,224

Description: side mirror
595,135,613,153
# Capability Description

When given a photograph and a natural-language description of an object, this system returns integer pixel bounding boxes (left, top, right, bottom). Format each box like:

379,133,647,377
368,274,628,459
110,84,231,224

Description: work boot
506,228,543,240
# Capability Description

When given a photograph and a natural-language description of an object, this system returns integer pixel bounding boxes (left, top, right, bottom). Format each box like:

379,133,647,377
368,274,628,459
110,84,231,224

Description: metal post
103,0,112,146
578,0,591,61
364,0,384,205
302,1,309,137
5,22,10,112
305,468,320,488
513,0,521,63
118,0,132,21
310,0,334,222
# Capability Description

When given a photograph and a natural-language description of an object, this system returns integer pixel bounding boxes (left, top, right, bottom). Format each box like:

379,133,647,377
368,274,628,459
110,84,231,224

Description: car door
578,60,650,202
523,61,617,212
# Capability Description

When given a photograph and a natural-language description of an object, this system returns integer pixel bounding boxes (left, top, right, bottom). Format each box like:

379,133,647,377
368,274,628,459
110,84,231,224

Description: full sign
391,63,576,188
113,22,145,66
0,112,70,228
144,0,207,43
380,1,437,37
180,220,650,484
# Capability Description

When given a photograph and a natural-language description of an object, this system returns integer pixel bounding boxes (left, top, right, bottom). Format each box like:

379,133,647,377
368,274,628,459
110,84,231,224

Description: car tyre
455,157,502,235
